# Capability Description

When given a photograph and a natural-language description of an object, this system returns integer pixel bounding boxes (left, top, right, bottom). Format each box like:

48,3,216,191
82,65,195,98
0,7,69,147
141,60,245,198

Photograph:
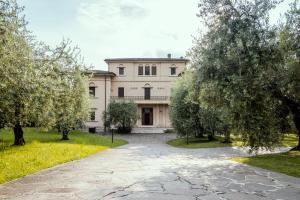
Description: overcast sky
18,0,293,70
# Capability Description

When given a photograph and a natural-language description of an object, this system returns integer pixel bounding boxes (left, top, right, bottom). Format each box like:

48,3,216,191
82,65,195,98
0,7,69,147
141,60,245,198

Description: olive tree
103,101,138,133
0,0,39,145
0,0,90,144
170,70,229,141
191,0,299,151
170,71,203,139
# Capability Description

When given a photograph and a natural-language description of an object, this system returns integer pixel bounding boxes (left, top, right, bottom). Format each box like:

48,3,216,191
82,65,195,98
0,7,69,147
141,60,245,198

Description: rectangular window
119,67,124,75
170,67,176,75
90,111,95,121
118,87,124,97
151,66,157,75
144,88,151,100
138,66,143,75
89,87,95,97
89,127,96,133
145,66,150,75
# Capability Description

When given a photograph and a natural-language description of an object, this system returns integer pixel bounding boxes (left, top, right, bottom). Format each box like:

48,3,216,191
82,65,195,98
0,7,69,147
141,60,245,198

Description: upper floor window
118,87,124,97
138,65,143,75
144,88,151,100
90,111,96,121
170,67,176,76
151,66,157,75
89,87,95,97
119,67,125,75
145,66,150,75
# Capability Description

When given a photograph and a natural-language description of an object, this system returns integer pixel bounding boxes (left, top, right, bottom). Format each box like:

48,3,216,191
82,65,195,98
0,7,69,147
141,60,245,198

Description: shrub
103,101,138,133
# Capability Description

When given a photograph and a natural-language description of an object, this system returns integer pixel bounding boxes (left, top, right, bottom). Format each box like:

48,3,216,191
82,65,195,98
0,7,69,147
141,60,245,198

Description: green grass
167,136,242,148
0,128,127,184
232,151,300,177
167,134,298,149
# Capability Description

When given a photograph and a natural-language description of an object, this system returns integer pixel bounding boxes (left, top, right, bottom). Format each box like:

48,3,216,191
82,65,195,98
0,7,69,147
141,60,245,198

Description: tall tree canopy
170,71,230,142
186,0,300,151
0,0,89,144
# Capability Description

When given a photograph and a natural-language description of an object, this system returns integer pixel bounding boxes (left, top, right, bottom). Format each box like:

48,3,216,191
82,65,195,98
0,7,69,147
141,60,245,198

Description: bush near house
0,128,127,184
103,101,138,133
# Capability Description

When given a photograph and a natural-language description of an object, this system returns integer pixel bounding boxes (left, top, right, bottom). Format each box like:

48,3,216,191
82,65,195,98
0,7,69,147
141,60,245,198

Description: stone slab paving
0,133,299,200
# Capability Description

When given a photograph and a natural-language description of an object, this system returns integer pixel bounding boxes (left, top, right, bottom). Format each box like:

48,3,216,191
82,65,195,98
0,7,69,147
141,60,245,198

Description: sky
17,0,294,70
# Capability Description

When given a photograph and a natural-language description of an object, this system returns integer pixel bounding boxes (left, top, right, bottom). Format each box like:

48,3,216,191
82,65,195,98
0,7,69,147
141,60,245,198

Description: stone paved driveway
0,133,299,200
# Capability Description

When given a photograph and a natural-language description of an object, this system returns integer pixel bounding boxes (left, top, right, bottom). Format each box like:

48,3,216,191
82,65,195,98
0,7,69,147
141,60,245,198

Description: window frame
138,65,143,75
90,111,96,121
151,65,157,76
170,67,176,76
118,67,125,76
118,87,124,97
89,86,96,97
145,65,150,75
144,88,151,100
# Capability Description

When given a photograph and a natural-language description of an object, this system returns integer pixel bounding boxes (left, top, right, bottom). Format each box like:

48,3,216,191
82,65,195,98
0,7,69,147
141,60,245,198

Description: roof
85,70,116,76
104,58,190,63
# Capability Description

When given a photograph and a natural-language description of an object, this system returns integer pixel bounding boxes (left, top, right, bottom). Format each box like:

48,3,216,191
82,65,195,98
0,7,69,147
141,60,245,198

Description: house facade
86,55,189,133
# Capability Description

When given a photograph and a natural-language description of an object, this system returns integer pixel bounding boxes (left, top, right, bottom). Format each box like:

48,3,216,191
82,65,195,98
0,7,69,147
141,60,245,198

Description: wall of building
85,75,112,132
85,59,187,132
108,61,186,97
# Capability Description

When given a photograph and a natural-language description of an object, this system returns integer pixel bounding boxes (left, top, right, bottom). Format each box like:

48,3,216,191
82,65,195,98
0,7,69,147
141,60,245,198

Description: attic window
145,65,150,75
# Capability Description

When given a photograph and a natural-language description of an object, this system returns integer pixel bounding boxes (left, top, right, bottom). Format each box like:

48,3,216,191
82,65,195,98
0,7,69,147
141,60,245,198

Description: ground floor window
89,127,96,133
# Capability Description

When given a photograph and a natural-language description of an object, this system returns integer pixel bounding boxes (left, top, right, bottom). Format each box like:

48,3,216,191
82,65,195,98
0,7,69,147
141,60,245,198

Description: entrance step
131,128,173,134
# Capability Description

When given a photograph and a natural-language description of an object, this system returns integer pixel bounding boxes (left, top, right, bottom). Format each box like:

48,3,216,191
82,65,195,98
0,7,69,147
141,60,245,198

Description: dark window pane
89,87,95,97
171,67,176,75
89,127,96,133
138,66,143,75
144,88,151,100
90,111,95,121
145,66,150,75
119,67,124,75
151,66,157,75
118,87,124,97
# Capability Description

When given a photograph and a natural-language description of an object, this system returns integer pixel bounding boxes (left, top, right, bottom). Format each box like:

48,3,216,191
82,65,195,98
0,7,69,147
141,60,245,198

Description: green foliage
0,128,127,183
185,0,300,152
170,71,229,140
0,0,90,143
103,101,138,133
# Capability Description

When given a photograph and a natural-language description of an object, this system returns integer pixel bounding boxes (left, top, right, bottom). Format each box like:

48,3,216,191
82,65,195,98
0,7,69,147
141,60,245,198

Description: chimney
167,53,171,59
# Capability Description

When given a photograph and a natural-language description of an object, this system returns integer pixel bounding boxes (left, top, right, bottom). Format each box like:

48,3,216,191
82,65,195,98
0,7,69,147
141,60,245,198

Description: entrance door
144,88,151,100
142,108,153,125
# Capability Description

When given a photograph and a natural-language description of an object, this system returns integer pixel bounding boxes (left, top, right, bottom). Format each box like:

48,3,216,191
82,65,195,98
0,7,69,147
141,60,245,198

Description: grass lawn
167,134,298,149
232,151,300,178
0,128,127,184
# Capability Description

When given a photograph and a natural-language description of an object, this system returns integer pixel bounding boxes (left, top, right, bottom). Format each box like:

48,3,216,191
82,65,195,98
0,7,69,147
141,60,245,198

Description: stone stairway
131,127,173,134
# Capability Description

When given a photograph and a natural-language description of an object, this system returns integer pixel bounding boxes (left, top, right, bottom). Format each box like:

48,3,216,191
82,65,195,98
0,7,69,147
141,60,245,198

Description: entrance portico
137,104,171,128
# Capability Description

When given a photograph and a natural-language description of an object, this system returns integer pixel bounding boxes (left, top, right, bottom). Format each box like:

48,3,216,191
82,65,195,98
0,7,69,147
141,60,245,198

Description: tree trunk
13,123,25,145
270,87,300,150
283,100,300,150
291,109,300,150
223,125,232,143
223,132,232,143
62,129,69,140
196,126,204,138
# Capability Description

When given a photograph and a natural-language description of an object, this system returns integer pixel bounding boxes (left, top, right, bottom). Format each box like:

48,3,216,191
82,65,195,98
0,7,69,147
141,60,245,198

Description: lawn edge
0,140,128,185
